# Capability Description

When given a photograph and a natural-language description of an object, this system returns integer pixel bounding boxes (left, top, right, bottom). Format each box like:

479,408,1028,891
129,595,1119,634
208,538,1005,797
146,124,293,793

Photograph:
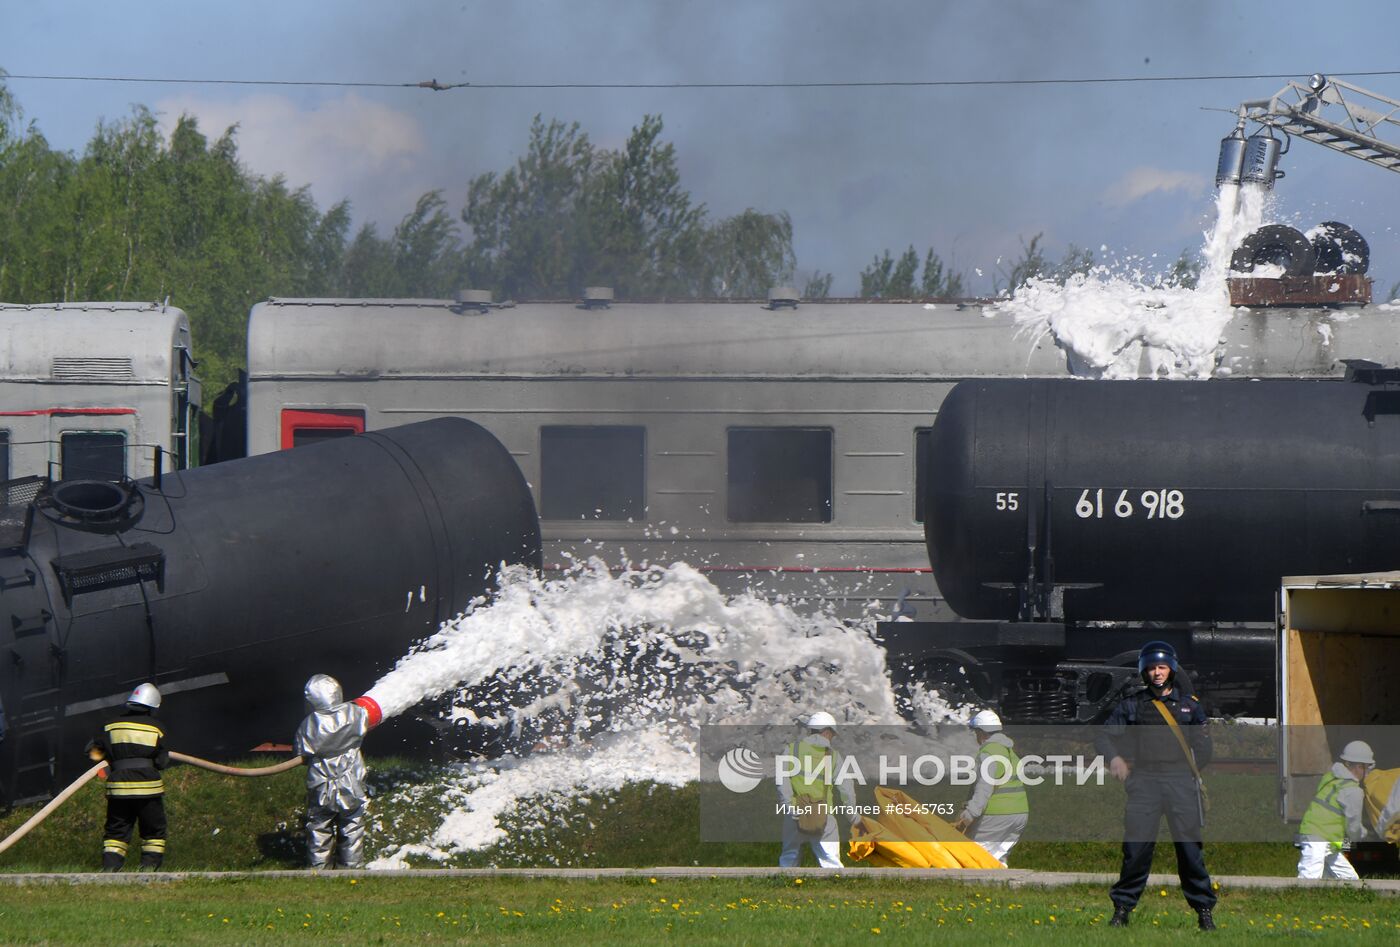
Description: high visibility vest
978,741,1028,816
1300,771,1357,844
787,740,835,806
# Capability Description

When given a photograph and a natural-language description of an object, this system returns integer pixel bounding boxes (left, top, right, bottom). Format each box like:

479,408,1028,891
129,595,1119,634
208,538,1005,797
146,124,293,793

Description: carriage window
727,428,832,523
540,426,646,521
0,431,8,483
292,428,357,448
60,432,126,481
280,408,365,449
914,427,932,522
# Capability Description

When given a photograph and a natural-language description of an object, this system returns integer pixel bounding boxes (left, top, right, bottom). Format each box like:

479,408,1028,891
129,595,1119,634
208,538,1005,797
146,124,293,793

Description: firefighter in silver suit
294,674,380,869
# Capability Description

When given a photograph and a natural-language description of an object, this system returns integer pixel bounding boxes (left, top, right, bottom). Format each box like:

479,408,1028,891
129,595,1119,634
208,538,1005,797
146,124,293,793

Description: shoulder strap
1151,699,1204,781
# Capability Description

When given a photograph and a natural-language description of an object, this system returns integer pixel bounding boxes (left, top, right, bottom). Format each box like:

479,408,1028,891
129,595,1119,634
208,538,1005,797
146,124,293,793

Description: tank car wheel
898,651,990,720
1229,224,1317,276
1310,221,1370,274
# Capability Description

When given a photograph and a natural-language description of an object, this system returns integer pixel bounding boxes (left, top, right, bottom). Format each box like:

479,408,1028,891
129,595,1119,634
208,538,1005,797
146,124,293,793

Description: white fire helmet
128,683,162,710
970,709,1002,732
1339,740,1375,768
806,711,838,731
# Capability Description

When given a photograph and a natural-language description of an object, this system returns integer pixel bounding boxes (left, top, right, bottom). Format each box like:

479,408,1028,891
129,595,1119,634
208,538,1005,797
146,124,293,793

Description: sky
3,0,1400,296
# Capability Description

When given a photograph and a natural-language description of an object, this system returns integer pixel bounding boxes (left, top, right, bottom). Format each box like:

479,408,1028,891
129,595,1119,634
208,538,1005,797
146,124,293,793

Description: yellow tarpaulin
847,786,1005,870
1364,767,1400,844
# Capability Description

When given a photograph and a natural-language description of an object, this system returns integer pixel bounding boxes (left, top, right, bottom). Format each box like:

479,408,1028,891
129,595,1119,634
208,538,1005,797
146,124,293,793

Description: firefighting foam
364,559,900,727
360,559,944,866
1002,182,1273,379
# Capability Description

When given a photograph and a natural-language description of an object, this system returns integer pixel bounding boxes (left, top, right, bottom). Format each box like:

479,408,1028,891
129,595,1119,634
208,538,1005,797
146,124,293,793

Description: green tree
584,114,707,296
0,74,14,141
340,192,467,298
998,234,1106,296
0,99,352,394
998,233,1049,296
1057,243,1095,281
920,249,965,298
340,222,397,297
862,245,965,298
887,246,920,297
859,250,894,297
462,114,796,299
701,209,796,297
801,270,833,299
0,93,77,300
463,116,598,297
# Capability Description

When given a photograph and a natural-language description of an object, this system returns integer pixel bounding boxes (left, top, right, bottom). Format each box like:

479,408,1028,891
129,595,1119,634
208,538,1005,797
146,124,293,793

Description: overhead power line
6,70,1400,91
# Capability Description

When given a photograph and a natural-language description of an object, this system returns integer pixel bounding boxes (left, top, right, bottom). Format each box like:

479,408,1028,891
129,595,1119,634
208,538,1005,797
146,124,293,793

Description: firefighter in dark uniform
1095,641,1216,931
86,683,169,872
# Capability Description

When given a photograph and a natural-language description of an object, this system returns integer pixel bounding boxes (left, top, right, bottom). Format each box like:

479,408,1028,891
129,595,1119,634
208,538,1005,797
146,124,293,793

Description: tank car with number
878,368,1400,722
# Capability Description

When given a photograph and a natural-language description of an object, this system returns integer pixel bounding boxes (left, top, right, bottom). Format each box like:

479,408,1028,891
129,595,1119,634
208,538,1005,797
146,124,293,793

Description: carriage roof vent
580,286,614,310
765,286,801,310
451,289,493,315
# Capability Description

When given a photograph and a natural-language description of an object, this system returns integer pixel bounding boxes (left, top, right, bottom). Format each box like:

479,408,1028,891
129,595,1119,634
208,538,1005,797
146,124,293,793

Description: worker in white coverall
954,709,1029,864
294,674,380,869
1296,740,1375,880
777,711,862,868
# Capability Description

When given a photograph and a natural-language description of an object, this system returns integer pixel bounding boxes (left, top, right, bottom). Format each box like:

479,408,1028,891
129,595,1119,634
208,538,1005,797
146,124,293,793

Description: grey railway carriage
0,302,201,483
243,296,1071,618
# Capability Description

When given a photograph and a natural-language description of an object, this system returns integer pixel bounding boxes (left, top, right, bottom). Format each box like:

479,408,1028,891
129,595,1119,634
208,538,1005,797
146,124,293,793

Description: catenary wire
5,70,1400,91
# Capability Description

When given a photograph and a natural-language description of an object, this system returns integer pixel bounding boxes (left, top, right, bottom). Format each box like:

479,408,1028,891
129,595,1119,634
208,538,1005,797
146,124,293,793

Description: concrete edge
0,867,1396,893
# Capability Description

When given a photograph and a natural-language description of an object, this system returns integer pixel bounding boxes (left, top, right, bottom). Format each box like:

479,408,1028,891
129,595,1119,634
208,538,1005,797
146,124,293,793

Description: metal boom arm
1240,75,1400,175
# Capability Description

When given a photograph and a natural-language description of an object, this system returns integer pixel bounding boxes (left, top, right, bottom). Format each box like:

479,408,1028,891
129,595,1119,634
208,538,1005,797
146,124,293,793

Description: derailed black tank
925,377,1400,622
0,418,540,802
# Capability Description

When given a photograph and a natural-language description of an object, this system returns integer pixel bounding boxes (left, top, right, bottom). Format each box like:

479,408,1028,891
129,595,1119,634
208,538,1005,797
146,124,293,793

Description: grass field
0,876,1397,944
0,757,1319,875
4,759,1399,943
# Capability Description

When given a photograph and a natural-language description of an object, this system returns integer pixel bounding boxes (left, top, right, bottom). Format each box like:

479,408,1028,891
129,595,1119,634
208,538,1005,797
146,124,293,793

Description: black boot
1109,905,1131,927
138,855,163,872
100,853,124,873
1197,908,1216,931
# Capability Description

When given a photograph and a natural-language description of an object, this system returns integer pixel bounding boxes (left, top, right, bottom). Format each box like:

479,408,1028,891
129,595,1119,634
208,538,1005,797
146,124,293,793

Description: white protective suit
294,674,372,869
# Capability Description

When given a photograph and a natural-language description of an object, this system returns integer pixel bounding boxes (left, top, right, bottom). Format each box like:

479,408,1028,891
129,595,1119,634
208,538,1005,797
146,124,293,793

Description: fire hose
0,752,305,857
0,695,382,858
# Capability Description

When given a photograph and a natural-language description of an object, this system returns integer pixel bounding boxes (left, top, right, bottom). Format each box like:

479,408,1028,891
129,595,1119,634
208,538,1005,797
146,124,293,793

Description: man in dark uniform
86,683,169,872
1096,641,1216,931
